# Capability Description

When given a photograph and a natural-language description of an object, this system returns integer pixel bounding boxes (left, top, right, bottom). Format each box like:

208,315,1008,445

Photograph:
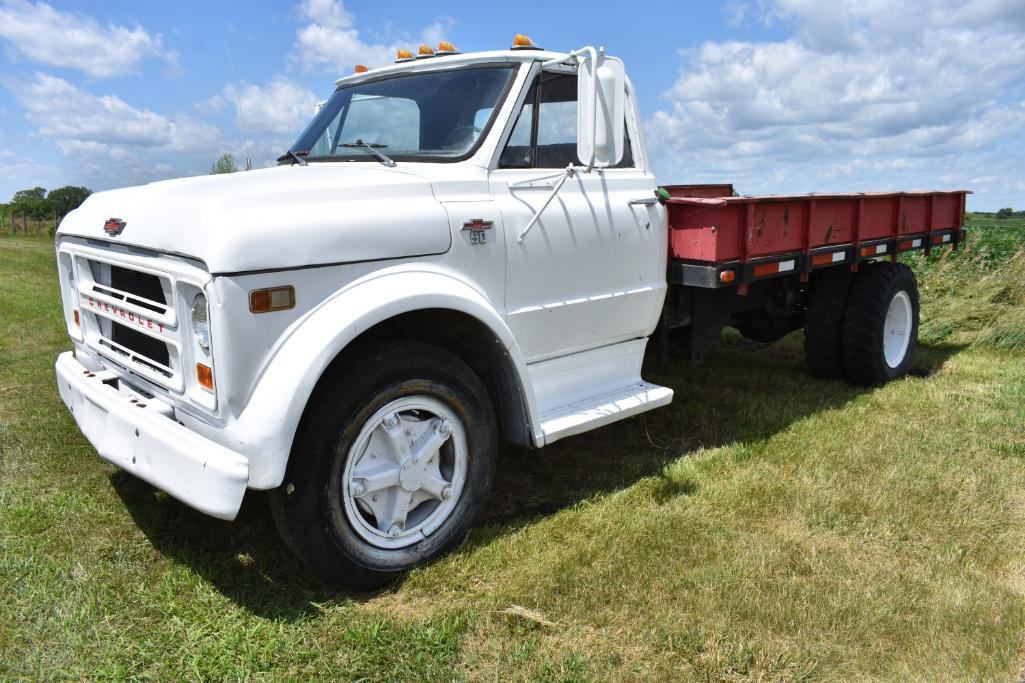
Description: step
539,381,674,445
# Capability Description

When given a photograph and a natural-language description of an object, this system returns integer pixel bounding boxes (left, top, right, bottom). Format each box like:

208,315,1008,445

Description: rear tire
804,268,853,378
269,340,496,590
841,262,919,386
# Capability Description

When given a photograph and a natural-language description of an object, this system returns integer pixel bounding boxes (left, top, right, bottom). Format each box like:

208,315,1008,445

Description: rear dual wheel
804,262,919,386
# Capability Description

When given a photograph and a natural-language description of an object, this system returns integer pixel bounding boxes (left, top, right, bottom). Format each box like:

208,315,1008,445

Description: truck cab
54,37,964,588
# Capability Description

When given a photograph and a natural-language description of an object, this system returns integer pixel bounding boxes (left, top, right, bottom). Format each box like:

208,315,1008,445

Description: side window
499,72,636,169
535,74,579,168
499,90,535,168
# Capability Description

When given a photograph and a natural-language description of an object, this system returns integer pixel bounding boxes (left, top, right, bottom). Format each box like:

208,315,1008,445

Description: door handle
628,197,658,206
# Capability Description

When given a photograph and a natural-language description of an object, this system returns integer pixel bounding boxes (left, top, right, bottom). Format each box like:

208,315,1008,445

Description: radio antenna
224,41,253,171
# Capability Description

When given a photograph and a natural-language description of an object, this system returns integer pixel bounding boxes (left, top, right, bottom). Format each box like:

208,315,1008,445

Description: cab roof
333,49,569,87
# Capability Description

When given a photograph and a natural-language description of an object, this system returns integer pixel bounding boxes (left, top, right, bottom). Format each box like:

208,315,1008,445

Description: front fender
231,265,539,489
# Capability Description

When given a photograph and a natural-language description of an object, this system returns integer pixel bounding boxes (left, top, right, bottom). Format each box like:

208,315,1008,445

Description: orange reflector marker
196,363,214,390
719,270,736,284
396,49,415,62
354,64,368,73
753,263,776,277
73,309,80,327
417,44,435,57
860,244,887,257
812,251,845,266
512,34,541,50
437,40,460,54
249,285,296,314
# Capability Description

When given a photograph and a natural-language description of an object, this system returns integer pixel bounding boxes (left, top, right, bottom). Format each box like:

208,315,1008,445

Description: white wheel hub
883,290,913,368
341,396,466,550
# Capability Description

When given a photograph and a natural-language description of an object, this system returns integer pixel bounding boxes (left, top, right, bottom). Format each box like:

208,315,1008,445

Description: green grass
3,223,1025,680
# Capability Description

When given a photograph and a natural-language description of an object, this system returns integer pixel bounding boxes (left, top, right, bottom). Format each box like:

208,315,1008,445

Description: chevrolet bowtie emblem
462,218,493,232
462,218,493,246
103,218,126,236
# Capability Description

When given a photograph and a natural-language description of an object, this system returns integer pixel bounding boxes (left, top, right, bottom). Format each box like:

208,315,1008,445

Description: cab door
488,71,665,362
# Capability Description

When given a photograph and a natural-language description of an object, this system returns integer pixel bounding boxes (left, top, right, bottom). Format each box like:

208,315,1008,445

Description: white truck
54,37,967,588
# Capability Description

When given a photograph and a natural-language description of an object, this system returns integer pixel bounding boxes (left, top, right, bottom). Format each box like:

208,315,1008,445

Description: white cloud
293,0,393,71
14,73,221,154
0,0,173,79
0,149,14,159
648,0,1025,208
292,0,458,72
204,77,319,135
421,17,456,47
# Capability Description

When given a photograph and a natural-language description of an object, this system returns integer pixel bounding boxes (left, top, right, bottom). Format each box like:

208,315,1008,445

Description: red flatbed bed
664,185,970,289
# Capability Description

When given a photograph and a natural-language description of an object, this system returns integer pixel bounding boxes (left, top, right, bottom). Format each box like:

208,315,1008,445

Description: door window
499,73,635,169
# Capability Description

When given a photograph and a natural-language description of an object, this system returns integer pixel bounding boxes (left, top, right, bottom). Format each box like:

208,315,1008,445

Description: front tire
270,340,496,589
841,262,920,386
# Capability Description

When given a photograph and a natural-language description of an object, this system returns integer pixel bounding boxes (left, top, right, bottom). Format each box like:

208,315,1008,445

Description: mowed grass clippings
1,221,1024,681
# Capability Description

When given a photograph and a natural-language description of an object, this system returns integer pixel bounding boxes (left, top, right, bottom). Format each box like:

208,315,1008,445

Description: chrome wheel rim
341,396,467,550
883,290,913,368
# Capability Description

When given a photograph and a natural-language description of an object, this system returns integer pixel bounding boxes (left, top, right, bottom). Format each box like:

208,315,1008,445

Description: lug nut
439,420,452,436
388,525,402,538
441,485,453,500
350,481,365,496
385,414,400,428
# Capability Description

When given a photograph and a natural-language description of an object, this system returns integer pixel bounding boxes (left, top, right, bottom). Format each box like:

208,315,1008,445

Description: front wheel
841,262,920,386
270,340,496,589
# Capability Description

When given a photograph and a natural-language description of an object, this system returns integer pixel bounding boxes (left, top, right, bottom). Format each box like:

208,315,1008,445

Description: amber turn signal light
196,363,214,390
249,286,295,314
719,270,736,284
73,308,80,327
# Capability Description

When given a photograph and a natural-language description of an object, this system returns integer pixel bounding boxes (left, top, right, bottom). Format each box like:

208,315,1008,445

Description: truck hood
57,164,451,273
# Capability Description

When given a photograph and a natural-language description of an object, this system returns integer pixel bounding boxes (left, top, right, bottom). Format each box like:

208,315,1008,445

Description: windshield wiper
337,140,397,167
276,149,308,166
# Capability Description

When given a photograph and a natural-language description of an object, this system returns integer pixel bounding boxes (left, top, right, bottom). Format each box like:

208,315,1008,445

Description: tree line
1,186,92,236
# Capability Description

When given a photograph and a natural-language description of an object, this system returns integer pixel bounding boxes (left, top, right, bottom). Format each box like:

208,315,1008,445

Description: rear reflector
196,363,214,390
812,251,846,266
860,244,888,257
933,233,952,244
899,238,923,250
753,259,796,278
249,286,295,314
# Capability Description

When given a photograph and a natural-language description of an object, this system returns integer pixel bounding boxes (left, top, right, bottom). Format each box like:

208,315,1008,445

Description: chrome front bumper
55,352,248,520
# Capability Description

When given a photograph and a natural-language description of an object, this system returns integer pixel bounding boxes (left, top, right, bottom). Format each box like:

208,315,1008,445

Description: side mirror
577,53,625,169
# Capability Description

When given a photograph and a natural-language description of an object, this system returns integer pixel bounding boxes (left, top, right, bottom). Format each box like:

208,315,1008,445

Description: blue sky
1,0,1023,209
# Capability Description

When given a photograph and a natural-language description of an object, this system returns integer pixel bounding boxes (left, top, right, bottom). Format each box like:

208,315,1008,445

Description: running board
539,381,674,445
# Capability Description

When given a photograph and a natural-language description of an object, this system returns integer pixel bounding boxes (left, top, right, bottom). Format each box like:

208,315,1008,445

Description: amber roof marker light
395,48,415,63
511,34,542,50
354,64,369,73
436,40,461,55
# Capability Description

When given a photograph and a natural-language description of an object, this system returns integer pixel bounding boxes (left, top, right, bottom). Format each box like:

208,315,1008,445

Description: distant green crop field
3,232,1025,680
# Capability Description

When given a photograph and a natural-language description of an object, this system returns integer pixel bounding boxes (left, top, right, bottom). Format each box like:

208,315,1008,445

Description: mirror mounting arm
515,164,578,243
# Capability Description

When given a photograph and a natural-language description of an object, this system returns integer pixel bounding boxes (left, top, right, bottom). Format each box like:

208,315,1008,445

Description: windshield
288,65,516,163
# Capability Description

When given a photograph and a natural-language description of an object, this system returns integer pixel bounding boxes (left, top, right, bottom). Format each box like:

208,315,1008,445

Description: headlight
191,293,210,350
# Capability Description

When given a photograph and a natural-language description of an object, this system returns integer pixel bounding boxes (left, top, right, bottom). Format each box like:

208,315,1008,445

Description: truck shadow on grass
110,335,962,618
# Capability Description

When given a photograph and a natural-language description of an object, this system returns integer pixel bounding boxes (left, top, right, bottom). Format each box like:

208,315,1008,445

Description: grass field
2,217,1024,680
